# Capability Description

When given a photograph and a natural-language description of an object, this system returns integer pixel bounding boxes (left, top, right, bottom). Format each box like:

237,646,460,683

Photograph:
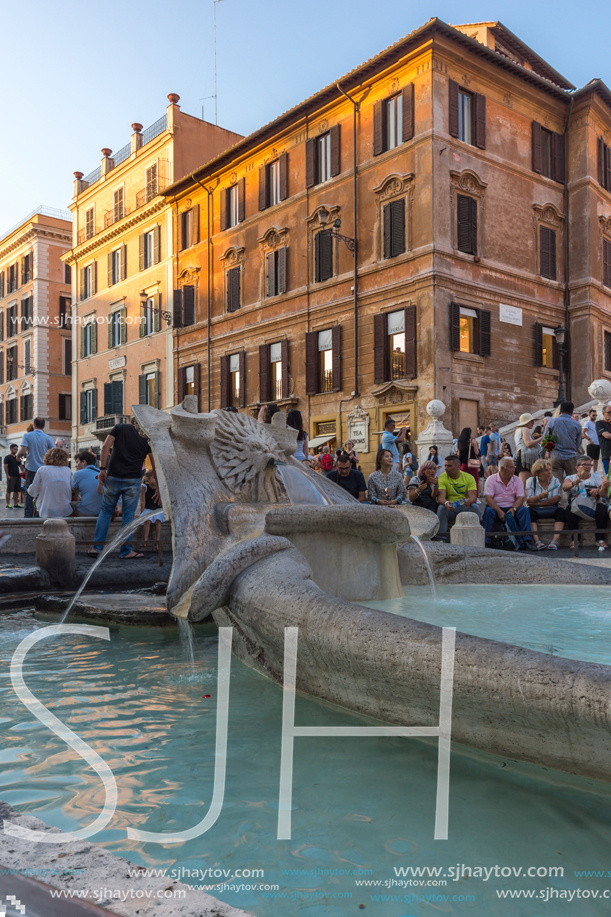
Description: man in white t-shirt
583,408,600,472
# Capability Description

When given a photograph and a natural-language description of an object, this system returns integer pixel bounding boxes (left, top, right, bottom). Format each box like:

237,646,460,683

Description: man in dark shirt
4,445,23,509
91,420,157,558
326,454,367,502
596,405,611,474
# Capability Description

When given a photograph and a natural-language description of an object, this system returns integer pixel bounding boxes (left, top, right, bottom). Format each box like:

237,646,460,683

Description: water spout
275,461,332,506
177,617,195,671
411,535,438,600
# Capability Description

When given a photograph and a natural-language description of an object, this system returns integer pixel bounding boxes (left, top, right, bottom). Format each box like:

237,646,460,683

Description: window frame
317,132,332,183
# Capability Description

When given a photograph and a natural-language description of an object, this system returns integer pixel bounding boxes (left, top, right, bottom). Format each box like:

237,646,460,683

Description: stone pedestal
450,512,485,548
416,400,455,464
35,518,75,586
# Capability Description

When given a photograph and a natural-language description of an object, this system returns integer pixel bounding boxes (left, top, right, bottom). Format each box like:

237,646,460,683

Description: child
140,470,164,549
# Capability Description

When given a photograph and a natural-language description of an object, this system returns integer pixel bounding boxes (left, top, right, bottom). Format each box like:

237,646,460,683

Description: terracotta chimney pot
73,171,84,179
167,93,180,104
132,123,143,133
101,148,112,158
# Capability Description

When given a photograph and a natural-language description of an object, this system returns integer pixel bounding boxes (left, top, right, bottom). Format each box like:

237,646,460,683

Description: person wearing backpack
319,446,334,475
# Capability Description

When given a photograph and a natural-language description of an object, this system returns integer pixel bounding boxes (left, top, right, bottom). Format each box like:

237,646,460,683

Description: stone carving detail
220,246,245,266
450,169,488,198
346,405,370,454
599,215,611,236
533,204,564,228
374,173,414,202
258,226,289,250
177,267,200,286
371,381,418,405
209,411,288,503
306,205,340,229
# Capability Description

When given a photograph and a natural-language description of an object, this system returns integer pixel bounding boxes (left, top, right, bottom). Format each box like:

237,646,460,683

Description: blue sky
1,0,609,231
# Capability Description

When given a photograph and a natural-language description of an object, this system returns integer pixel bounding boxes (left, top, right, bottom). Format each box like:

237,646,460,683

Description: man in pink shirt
484,456,534,550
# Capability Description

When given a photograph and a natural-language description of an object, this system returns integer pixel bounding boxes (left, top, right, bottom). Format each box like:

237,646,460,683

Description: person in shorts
3,445,23,509
583,408,600,472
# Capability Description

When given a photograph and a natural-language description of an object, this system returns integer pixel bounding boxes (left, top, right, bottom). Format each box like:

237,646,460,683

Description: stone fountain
131,399,611,785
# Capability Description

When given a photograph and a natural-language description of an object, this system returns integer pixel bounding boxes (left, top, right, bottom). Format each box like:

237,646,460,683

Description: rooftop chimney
131,122,143,154
101,148,113,177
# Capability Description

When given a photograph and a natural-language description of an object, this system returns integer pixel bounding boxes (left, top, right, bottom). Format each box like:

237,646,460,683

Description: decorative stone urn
588,379,611,418
416,400,455,464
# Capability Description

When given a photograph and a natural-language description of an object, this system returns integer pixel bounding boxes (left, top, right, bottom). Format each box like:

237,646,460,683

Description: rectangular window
6,345,17,381
318,329,333,392
81,388,97,424
605,331,611,372
270,342,283,400
229,184,240,227
24,339,31,374
541,326,555,369
383,199,406,258
145,230,155,268
269,160,281,207
229,353,241,407
387,310,406,379
64,338,72,376
541,129,553,179
22,253,33,284
111,249,122,285
20,393,33,422
145,372,156,406
142,298,155,336
317,133,332,183
113,187,124,222
0,311,3,341
103,380,123,415
386,94,403,151
185,365,195,397
603,238,611,288
227,267,241,312
533,122,564,183
6,306,17,338
260,154,288,209
180,210,192,250
85,207,94,239
145,163,158,202
83,319,96,357
83,264,93,299
8,264,18,294
64,263,72,285
59,393,72,421
458,90,472,145
266,247,287,297
457,194,477,255
314,229,333,283
6,398,17,425
21,296,33,327
0,272,4,298
540,225,557,280
109,311,122,348
59,296,71,330
459,307,478,354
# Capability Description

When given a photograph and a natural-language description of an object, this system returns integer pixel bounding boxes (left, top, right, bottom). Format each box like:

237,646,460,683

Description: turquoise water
365,584,611,665
1,609,611,916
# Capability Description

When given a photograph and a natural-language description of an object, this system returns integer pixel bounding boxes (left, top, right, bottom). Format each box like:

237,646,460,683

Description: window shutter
259,343,270,403
305,138,317,188
220,355,229,408
154,225,161,263
553,132,565,184
605,144,611,193
80,325,85,358
449,302,461,351
373,100,384,155
473,93,486,149
227,267,241,311
177,366,186,404
449,80,459,137
540,225,550,277
330,124,341,176
551,334,559,370
390,199,406,257
532,121,543,173
139,374,146,404
120,307,127,344
139,234,145,271
549,229,557,280
603,239,611,288
122,244,128,280
402,83,414,142
0,311,3,341
279,152,288,201
154,372,161,409
266,253,275,298
154,294,161,333
177,212,183,251
91,318,97,353
305,330,318,395
108,314,114,349
238,177,246,223
183,285,195,325
281,338,289,399
238,351,246,407
331,324,342,392
173,290,183,328
113,381,123,414
92,261,98,294
383,203,392,259
598,137,605,186
478,309,491,357
259,165,268,210
92,388,98,419
193,362,201,411
107,252,113,287
192,204,200,244
373,313,388,384
0,352,3,384
104,382,112,415
79,268,85,301
278,245,287,294
535,321,543,366
220,188,229,231
404,305,417,378
457,194,476,254
80,391,87,424
316,230,333,282
139,303,146,338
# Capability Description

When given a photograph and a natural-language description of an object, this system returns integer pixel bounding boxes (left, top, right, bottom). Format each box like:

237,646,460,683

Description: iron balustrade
142,114,167,145
82,165,101,187
112,142,131,167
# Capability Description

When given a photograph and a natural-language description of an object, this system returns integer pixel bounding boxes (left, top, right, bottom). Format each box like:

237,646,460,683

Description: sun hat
516,413,535,426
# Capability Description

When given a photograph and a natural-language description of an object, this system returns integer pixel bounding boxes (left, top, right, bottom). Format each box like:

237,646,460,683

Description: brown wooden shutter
154,224,161,263
540,225,550,278
404,306,417,378
259,343,270,402
549,229,557,280
139,234,145,271
532,121,543,173
598,136,605,186
192,205,200,244
391,199,406,257
238,178,246,222
316,230,333,282
259,165,268,210
535,321,543,366
305,330,318,395
183,285,195,324
281,338,289,399
93,260,98,294
173,289,183,328
449,302,461,351
553,132,565,184
457,195,476,254
122,244,127,280
551,334,559,370
220,188,229,231
108,313,114,349
473,93,486,149
177,364,185,407
279,152,288,201
373,100,384,155
193,362,201,411
79,268,85,301
605,143,611,192
277,246,287,294
266,253,275,298
603,238,611,288
373,313,388,384
478,309,491,357
177,212,183,251
449,80,459,137
107,252,113,287
305,138,317,187
331,324,342,392
330,124,341,176
238,351,246,407
383,203,392,259
220,354,229,408
402,83,414,142
227,267,241,311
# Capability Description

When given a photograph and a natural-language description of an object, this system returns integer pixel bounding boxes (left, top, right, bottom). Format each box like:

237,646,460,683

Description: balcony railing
135,173,170,209
113,142,131,167
320,369,333,393
94,414,130,439
391,353,406,380
78,113,167,195
83,165,101,187
104,203,132,228
273,378,283,400
77,224,97,245
142,114,167,145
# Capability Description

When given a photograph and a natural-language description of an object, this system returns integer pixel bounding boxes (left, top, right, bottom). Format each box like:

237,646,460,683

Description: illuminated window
386,94,403,150
185,365,195,396
270,342,282,399
459,307,478,354
458,90,472,144
541,326,555,368
229,353,240,407
318,329,333,392
387,310,406,379
269,161,281,206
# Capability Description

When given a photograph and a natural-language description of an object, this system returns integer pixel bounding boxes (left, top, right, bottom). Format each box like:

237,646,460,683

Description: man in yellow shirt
436,454,481,540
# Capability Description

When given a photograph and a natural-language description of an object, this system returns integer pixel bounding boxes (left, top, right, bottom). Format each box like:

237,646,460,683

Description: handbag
519,444,542,469
570,493,598,521
467,441,481,470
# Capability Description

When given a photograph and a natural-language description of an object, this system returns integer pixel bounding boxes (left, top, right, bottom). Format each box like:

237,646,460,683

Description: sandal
121,551,144,559
534,540,546,551
87,549,101,558
546,542,558,550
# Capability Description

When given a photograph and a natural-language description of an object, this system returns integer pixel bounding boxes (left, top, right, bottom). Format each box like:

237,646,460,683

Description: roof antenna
214,0,226,124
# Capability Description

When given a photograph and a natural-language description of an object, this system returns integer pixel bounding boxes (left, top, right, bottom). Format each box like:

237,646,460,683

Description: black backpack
489,516,515,551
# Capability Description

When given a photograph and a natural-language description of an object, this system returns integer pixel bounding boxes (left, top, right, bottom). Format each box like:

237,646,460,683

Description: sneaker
5,505,12,510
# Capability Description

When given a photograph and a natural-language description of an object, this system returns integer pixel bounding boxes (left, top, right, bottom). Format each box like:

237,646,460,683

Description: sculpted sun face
210,411,289,503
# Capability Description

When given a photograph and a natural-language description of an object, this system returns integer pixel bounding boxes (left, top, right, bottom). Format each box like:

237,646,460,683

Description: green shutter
120,307,127,344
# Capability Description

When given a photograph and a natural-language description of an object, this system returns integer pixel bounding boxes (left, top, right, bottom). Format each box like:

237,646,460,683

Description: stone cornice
63,199,166,264
0,225,71,262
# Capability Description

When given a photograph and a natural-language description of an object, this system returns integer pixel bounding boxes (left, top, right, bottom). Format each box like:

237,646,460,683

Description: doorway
458,398,479,435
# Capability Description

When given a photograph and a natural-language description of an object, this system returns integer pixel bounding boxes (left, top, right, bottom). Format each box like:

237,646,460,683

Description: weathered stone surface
36,593,174,626
36,518,75,586
394,503,439,540
216,547,611,783
0,800,252,917
450,512,486,548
